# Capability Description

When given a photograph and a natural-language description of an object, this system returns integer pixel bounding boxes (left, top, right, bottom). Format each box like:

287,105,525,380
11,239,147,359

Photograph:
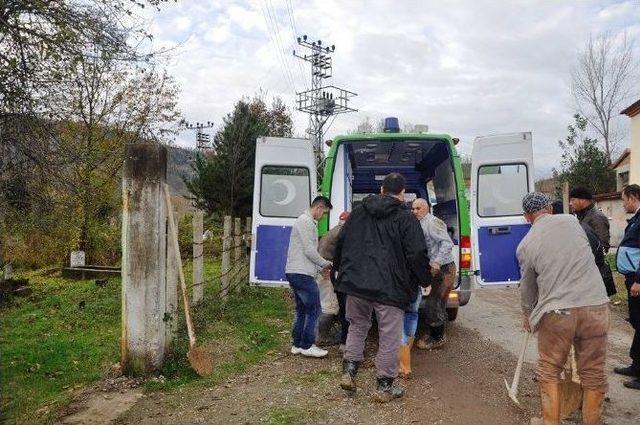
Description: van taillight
460,236,471,270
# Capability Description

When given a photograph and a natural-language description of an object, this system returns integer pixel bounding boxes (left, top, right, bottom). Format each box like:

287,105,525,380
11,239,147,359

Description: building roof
610,148,631,170
621,99,640,117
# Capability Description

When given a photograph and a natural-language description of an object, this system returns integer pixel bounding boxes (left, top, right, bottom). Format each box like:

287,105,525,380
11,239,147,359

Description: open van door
470,132,534,286
250,137,317,287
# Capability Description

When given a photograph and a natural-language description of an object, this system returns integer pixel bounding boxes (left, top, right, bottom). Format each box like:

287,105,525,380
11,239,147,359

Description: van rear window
260,166,311,218
477,163,528,217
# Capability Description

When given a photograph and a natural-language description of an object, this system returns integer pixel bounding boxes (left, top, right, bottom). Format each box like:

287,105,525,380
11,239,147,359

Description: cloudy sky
143,0,639,178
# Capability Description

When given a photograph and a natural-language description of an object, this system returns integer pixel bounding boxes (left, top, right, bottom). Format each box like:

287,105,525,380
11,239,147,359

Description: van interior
328,139,461,245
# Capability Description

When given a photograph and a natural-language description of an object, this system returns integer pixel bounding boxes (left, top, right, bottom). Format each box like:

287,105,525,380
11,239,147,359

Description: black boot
340,359,359,392
374,377,404,403
623,378,640,390
316,313,339,346
613,364,640,377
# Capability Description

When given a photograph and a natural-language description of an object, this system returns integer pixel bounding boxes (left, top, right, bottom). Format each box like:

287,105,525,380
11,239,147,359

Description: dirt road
62,288,639,425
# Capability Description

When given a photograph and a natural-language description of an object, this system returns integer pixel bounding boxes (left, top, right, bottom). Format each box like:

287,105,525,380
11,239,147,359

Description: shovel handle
510,332,530,392
164,184,197,347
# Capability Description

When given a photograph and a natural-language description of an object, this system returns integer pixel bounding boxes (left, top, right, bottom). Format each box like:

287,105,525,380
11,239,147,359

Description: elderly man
411,198,456,351
334,173,431,402
517,192,610,425
569,186,611,253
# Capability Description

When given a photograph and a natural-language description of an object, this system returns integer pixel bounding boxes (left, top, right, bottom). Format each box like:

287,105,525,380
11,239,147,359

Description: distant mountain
167,145,196,196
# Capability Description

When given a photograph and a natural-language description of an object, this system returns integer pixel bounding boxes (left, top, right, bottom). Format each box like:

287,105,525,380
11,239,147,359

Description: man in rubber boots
517,192,610,425
334,173,431,402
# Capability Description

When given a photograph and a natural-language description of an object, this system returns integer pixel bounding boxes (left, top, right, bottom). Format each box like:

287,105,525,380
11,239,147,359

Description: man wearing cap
569,186,611,253
517,192,610,425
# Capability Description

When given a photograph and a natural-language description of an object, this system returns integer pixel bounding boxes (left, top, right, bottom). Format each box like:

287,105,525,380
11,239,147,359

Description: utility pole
293,35,357,171
179,120,215,151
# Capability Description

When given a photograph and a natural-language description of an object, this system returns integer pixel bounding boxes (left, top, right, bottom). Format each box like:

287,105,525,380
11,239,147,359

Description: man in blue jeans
285,196,333,358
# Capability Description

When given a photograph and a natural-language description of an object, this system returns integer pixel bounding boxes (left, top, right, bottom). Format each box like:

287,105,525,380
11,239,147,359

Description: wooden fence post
165,205,178,355
121,143,167,375
563,181,570,214
245,217,252,259
221,216,232,301
192,210,204,304
234,217,242,293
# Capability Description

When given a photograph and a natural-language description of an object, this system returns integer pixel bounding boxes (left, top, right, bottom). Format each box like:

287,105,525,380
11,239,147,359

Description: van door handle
488,226,511,235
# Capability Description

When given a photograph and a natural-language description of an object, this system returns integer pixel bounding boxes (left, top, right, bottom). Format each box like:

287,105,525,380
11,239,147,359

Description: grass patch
0,269,121,424
267,407,305,425
606,254,628,304
1,259,292,424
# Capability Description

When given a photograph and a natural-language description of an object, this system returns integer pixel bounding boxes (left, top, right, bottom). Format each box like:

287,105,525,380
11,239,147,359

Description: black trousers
625,275,640,365
336,291,349,344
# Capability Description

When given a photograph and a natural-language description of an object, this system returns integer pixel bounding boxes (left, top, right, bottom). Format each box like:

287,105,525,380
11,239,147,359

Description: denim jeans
402,292,422,345
286,273,320,350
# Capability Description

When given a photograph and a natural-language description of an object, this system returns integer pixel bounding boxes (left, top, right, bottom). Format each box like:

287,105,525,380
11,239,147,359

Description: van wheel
447,307,458,322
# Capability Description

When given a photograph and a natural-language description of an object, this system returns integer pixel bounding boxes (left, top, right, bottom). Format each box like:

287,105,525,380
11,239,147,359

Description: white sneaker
300,344,328,358
291,346,302,355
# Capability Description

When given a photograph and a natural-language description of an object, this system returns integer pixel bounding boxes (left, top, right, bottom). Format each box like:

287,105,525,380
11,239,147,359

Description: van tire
446,307,458,322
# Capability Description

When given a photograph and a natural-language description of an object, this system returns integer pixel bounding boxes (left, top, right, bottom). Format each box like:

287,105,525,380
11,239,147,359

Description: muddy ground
58,288,640,425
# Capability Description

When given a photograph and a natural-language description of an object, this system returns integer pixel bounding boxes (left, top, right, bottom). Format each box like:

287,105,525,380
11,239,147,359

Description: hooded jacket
334,194,431,309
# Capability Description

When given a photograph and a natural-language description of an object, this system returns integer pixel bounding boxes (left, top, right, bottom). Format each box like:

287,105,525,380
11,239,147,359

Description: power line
284,0,308,90
262,0,298,92
260,1,296,93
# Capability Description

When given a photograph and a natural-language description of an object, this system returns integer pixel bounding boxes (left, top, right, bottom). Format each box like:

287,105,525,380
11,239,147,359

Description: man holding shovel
517,192,610,425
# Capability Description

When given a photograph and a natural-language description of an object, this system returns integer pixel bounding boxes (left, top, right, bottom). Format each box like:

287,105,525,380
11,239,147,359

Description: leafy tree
185,95,293,217
555,114,615,195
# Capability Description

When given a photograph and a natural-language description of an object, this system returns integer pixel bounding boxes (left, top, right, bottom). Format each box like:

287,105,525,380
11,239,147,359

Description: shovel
504,331,530,407
164,184,213,376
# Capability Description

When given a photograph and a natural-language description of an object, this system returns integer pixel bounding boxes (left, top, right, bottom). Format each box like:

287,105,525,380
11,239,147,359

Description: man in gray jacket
285,196,333,358
518,192,609,425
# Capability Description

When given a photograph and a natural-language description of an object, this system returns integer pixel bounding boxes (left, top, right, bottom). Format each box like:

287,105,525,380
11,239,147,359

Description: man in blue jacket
614,184,640,390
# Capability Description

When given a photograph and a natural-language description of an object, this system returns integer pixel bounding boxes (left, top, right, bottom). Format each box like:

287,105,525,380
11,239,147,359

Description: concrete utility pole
121,144,170,375
293,35,357,170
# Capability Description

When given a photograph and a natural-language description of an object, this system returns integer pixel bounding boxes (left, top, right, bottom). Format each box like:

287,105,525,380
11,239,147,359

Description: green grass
0,269,121,424
1,260,292,424
267,407,305,425
607,254,628,304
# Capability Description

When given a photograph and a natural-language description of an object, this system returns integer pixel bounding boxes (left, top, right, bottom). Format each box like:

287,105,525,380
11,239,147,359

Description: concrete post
192,210,204,304
221,216,232,301
165,205,178,355
121,143,167,375
563,182,570,214
245,217,252,259
234,217,242,293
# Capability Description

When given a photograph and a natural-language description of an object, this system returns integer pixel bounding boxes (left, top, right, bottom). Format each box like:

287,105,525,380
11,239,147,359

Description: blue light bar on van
383,117,400,133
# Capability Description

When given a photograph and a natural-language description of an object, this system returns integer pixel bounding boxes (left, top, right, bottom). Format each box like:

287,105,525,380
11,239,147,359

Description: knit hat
569,186,593,200
522,192,552,214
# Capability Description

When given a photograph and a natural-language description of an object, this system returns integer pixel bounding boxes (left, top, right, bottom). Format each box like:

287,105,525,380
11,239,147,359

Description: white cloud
145,0,639,178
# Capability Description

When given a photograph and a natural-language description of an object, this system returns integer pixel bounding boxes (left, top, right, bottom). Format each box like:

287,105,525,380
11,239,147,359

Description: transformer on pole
293,35,357,170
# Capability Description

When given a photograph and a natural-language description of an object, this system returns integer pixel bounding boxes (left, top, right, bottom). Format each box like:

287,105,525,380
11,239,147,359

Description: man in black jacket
334,173,431,402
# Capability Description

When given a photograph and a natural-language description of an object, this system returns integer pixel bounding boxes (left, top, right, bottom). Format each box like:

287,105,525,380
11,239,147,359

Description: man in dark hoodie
334,173,431,402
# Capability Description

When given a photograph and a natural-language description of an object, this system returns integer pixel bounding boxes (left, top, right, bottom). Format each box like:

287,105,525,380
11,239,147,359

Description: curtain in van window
260,166,311,218
477,164,528,217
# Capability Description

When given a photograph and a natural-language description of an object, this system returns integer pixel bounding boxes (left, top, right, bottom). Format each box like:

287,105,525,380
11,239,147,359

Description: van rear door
470,132,534,286
250,137,317,287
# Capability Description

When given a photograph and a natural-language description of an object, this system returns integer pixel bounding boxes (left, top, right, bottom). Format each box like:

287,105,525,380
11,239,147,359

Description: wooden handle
164,184,197,348
510,332,530,392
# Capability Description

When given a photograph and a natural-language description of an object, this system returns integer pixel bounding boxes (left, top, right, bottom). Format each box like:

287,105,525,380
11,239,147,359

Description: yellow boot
582,389,604,425
540,382,561,425
398,337,414,379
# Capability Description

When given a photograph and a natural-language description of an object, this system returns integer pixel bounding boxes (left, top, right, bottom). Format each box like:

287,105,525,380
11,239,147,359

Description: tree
185,95,293,217
571,33,638,163
556,114,615,195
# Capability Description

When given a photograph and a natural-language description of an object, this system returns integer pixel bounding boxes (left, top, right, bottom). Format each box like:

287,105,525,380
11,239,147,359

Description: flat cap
522,192,552,214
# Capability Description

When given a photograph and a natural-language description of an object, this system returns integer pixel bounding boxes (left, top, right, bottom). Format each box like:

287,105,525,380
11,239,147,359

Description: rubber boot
374,377,405,403
398,337,414,379
539,382,561,425
340,359,359,392
581,389,604,425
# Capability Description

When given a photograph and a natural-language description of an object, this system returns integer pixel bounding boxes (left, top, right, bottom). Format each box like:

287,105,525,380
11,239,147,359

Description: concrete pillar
234,217,242,293
192,210,204,304
165,204,178,356
121,143,167,375
221,216,232,301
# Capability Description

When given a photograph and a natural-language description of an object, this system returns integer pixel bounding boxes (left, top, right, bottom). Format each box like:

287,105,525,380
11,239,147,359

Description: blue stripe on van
255,225,291,281
478,223,530,283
